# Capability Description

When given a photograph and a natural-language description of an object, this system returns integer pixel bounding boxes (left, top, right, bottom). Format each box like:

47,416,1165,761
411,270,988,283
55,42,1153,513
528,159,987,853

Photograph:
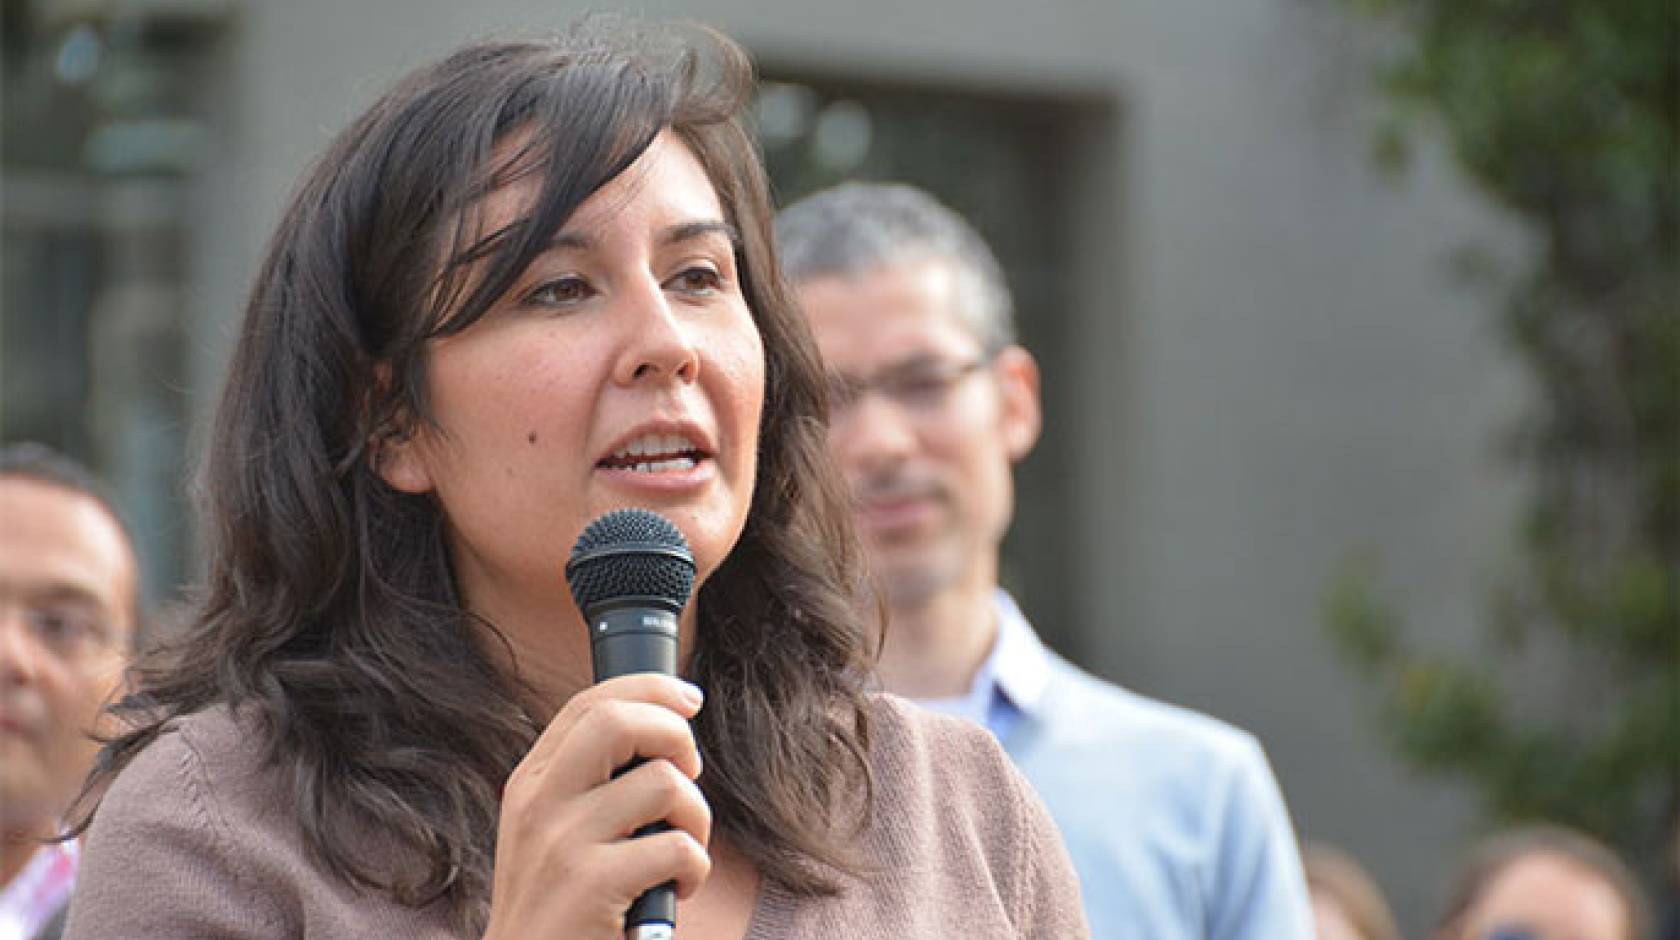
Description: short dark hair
73,19,873,934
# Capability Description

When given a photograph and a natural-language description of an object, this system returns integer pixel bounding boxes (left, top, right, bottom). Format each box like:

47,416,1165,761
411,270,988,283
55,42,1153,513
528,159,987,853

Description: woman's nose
613,279,701,386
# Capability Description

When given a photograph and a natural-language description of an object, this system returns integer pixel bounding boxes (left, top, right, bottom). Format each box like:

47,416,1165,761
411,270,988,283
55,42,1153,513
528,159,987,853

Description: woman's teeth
625,455,697,473
617,433,695,457
603,433,703,473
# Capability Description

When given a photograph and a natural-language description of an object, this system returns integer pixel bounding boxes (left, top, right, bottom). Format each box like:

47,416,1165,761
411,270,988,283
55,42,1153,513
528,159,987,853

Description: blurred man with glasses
0,443,139,940
778,182,1312,939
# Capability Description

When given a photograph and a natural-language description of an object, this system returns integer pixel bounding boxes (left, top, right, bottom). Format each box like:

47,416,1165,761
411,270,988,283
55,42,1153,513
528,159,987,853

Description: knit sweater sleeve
62,716,287,938
875,697,1090,939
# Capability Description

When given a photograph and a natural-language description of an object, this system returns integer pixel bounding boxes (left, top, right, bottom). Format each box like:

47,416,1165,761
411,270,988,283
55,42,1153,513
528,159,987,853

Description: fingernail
681,680,705,709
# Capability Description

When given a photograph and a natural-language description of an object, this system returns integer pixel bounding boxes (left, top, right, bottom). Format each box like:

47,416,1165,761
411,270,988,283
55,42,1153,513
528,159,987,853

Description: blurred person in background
1433,824,1649,940
776,181,1313,939
0,443,139,940
1304,841,1401,940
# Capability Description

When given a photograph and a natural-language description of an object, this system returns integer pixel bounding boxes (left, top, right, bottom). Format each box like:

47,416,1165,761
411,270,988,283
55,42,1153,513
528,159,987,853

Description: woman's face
380,130,765,695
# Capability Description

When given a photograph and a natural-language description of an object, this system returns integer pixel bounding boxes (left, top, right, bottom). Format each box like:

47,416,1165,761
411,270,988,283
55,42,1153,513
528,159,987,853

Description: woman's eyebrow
661,220,739,247
541,220,738,252
545,231,594,251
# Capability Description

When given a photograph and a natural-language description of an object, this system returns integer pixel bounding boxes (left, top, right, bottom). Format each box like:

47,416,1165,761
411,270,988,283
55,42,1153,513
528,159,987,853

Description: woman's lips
594,454,717,493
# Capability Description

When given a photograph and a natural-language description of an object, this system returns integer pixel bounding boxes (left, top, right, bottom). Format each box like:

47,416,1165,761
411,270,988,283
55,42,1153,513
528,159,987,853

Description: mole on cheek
527,431,538,445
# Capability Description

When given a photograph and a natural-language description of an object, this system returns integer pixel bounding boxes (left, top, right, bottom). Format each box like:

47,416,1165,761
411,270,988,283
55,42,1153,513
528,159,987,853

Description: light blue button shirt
919,591,1314,940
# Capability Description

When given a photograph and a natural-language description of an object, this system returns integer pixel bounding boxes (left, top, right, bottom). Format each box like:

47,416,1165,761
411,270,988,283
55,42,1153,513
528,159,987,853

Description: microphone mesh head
566,508,696,615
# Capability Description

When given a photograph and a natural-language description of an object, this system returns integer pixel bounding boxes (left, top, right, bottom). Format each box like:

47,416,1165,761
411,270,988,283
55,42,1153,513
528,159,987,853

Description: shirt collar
912,589,1053,727
989,588,1053,718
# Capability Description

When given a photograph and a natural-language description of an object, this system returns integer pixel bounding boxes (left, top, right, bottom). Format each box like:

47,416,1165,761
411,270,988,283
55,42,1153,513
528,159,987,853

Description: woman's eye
524,276,591,307
670,266,723,294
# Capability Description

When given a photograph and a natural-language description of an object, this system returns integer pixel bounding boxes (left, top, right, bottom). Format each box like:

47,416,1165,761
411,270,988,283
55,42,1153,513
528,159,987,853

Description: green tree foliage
1324,0,1679,883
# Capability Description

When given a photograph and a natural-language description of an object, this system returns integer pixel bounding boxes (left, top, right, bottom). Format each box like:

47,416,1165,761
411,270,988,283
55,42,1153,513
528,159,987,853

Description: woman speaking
62,19,1087,939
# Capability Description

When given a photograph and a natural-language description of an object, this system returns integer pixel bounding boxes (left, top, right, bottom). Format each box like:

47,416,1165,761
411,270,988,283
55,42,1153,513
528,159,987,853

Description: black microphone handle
588,603,680,940
589,608,679,680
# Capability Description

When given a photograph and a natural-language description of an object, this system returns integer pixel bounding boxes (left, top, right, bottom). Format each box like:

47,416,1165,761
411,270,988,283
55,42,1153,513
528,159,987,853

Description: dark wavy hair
69,20,874,933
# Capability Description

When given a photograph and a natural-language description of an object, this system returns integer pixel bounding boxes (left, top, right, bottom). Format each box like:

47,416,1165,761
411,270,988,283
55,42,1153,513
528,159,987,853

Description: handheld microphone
566,508,696,940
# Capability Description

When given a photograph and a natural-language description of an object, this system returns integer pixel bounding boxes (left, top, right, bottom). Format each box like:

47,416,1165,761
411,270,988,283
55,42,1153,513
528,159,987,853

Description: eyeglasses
826,353,996,417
